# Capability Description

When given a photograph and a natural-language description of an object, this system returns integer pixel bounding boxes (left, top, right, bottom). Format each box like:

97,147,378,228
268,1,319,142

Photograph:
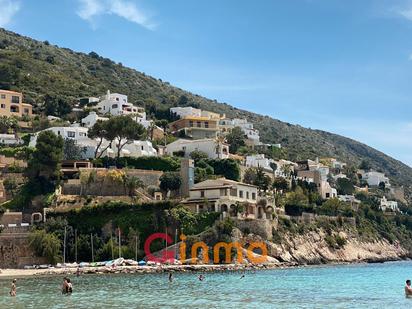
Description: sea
1,261,412,308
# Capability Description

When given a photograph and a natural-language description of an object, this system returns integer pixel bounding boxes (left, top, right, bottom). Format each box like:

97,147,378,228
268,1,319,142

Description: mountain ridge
0,27,410,201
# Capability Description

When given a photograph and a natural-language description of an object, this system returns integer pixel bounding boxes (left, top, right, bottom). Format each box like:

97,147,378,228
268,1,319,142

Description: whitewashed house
81,112,109,128
170,107,222,120
166,138,229,159
245,154,276,172
29,126,157,159
219,118,261,146
96,90,144,116
170,106,202,118
338,195,361,204
0,134,23,146
380,196,399,212
361,171,390,187
29,126,95,158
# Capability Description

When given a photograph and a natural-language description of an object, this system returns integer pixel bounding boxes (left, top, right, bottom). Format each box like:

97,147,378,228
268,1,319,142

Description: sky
1,0,412,166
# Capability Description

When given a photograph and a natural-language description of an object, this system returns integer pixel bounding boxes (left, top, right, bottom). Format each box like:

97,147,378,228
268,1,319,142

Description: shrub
29,229,61,264
99,156,180,172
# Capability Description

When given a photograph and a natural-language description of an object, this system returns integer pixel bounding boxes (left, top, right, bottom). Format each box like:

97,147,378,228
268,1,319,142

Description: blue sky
1,0,412,166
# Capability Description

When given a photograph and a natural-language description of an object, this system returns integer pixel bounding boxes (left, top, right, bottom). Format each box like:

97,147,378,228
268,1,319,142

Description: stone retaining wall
0,233,47,268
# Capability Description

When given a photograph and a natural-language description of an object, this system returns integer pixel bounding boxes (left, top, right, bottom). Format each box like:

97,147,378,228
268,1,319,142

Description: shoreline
0,257,408,279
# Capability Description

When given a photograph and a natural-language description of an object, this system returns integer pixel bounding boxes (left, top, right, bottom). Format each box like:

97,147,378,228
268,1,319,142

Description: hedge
94,156,181,172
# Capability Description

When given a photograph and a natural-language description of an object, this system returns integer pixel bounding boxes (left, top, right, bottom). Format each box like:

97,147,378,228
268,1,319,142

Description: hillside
0,27,411,201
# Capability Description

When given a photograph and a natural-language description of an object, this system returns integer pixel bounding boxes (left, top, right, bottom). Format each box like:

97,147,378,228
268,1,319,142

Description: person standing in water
66,278,73,294
62,277,68,294
168,272,173,282
405,280,412,297
9,279,17,297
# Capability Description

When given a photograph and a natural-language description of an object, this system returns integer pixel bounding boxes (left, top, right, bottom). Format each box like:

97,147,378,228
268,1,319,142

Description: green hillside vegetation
0,28,411,202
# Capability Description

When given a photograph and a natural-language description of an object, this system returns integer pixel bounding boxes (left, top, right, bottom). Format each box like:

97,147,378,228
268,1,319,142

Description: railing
0,223,31,234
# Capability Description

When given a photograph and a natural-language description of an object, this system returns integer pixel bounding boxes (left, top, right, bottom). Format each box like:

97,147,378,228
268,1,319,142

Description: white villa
0,134,23,146
361,171,390,187
170,106,222,120
182,178,272,219
29,126,157,159
81,111,109,128
338,195,361,204
245,154,275,172
84,91,153,130
96,91,144,116
29,126,95,158
380,196,399,212
166,138,229,159
219,118,261,146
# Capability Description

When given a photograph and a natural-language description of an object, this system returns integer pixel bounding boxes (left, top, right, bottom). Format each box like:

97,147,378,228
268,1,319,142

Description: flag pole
63,226,67,264
75,229,78,263
91,233,94,262
118,228,121,258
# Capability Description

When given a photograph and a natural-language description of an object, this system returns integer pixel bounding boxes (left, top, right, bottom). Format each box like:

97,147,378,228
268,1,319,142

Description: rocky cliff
232,228,408,266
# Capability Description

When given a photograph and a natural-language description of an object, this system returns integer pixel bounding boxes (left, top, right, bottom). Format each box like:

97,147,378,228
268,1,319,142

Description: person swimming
9,279,17,297
198,274,204,281
405,280,412,297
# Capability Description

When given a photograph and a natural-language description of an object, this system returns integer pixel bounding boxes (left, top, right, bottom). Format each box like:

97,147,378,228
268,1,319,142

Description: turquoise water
1,261,412,308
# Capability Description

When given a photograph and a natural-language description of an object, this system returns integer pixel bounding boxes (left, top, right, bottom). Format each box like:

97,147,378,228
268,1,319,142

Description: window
239,190,244,198
246,192,249,199
112,104,118,109
67,131,76,138
0,104,5,108
220,188,226,196
23,108,29,114
11,96,20,103
252,192,256,200
326,193,330,198
230,188,237,196
200,190,205,198
196,121,201,128
205,122,209,128
0,94,5,99
141,146,144,151
116,97,119,101
189,121,194,127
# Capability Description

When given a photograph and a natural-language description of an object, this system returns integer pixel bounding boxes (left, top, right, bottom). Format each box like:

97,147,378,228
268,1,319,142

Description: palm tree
124,175,145,197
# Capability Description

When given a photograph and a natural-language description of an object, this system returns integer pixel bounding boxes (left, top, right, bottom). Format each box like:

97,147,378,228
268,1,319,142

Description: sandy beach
0,262,294,279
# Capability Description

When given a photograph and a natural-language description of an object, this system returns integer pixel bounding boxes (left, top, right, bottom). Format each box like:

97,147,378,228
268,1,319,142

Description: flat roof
0,89,22,95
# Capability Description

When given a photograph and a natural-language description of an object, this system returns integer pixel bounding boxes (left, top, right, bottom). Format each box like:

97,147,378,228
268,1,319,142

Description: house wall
170,107,201,118
0,90,33,117
169,118,218,131
189,185,257,204
167,139,229,159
